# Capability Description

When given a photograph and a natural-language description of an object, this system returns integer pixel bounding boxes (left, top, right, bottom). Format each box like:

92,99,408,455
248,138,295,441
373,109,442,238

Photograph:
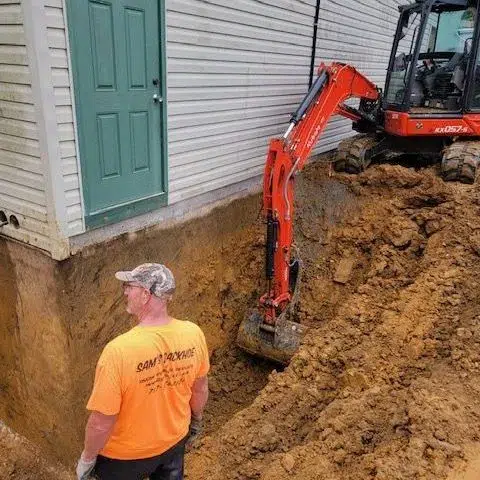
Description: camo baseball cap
115,263,175,297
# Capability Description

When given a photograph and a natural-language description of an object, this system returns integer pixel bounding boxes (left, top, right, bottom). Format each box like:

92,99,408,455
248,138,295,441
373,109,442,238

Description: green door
66,0,167,228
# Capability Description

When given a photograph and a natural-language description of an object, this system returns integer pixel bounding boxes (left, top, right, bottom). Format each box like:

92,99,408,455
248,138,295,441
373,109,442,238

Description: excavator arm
237,63,379,364
262,62,379,323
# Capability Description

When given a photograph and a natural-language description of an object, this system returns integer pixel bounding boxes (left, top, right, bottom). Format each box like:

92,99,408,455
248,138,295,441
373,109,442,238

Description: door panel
130,112,150,172
90,3,116,90
98,114,121,177
125,9,147,89
67,0,166,223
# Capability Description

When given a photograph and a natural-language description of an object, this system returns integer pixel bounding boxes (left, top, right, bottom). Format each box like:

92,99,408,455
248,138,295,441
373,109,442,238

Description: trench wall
0,193,262,463
0,239,76,459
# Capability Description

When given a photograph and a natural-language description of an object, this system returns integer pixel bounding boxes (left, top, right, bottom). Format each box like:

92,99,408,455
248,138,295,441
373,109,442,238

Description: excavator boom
237,63,379,364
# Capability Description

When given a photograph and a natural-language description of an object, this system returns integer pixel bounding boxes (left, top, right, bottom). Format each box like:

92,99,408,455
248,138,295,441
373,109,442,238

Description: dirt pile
203,347,272,437
187,163,480,480
0,421,72,480
2,160,480,479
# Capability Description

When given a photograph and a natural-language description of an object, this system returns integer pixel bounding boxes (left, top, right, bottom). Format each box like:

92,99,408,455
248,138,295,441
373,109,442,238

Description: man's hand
76,452,97,480
188,375,208,451
77,411,116,479
186,414,203,450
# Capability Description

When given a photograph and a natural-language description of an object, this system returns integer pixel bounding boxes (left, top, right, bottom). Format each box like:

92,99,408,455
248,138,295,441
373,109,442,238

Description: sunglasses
123,282,145,289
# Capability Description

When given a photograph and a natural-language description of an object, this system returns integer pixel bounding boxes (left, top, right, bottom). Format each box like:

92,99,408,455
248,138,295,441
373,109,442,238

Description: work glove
186,415,203,450
76,453,97,480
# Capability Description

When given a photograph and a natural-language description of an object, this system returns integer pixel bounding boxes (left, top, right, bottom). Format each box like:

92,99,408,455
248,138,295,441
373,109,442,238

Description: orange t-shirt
86,319,210,460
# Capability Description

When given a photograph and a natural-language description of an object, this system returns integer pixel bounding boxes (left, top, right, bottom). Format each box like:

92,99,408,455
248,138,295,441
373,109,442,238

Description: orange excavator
237,0,480,364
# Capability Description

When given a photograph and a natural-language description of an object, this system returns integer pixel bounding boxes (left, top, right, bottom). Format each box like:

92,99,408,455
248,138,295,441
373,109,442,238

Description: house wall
166,0,315,203
0,0,76,258
1,0,407,258
0,0,51,251
44,0,83,236
167,0,410,195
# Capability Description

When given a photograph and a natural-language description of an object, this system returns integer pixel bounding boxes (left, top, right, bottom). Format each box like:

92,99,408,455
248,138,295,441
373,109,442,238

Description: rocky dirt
3,160,480,479
0,422,71,479
186,162,480,479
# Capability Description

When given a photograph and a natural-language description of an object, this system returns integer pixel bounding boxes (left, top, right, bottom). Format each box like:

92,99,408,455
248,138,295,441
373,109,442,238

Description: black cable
309,0,321,89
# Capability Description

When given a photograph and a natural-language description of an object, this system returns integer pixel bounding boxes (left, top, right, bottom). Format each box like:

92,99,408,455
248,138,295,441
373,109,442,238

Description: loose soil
0,422,71,479
2,160,480,479
187,162,480,479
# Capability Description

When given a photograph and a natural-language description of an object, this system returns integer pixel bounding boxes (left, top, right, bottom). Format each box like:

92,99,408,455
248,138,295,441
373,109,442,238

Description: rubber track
441,140,480,184
333,134,378,174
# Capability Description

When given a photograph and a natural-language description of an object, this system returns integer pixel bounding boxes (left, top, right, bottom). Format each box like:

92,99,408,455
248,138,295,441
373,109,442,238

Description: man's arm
81,411,117,461
190,375,209,419
186,376,208,449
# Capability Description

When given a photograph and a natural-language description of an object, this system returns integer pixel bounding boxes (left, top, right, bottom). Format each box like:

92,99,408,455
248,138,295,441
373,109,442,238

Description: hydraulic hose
265,215,278,280
290,70,328,126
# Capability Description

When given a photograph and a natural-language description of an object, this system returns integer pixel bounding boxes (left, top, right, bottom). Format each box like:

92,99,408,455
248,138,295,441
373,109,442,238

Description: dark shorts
92,437,186,480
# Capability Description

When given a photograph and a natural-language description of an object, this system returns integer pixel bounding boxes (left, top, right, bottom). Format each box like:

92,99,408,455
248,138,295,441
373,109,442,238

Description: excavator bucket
236,310,307,365
237,256,305,364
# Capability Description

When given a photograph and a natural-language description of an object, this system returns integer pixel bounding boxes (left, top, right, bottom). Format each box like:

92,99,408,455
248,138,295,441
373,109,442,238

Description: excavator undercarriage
334,133,480,184
334,134,385,174
442,140,480,183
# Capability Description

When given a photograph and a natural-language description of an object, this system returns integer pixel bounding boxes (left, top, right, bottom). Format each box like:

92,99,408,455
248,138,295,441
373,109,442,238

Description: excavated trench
0,156,355,479
2,159,480,480
0,179,288,479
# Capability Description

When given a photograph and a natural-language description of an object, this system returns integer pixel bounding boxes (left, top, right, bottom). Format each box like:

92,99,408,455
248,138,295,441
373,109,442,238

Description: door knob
153,93,162,103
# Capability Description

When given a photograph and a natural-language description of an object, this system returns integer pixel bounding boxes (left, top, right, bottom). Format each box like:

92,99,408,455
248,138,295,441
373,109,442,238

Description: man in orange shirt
76,263,209,480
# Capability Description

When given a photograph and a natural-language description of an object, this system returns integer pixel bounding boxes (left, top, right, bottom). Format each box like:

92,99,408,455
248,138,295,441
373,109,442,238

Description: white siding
60,0,406,245
166,0,407,202
45,0,83,236
313,0,406,153
0,1,51,252
166,0,316,204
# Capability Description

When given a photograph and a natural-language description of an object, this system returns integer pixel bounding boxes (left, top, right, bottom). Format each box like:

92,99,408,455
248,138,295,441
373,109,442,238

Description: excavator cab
337,0,480,183
385,0,478,114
